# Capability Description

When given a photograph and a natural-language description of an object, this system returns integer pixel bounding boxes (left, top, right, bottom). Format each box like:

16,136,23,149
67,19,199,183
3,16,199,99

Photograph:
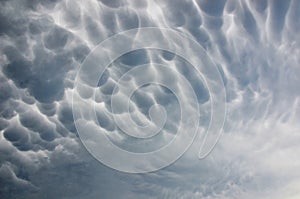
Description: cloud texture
0,0,300,198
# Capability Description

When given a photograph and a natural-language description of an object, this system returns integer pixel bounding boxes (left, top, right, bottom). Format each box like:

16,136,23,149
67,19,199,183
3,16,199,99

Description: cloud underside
0,0,300,198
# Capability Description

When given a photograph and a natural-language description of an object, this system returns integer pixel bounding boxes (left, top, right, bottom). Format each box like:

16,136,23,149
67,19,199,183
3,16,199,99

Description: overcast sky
1,0,300,198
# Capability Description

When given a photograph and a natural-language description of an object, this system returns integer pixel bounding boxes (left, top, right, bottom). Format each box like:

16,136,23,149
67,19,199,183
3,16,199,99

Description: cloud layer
0,0,300,198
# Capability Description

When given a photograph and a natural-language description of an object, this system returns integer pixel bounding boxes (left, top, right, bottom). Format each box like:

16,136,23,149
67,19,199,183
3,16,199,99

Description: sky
0,0,300,198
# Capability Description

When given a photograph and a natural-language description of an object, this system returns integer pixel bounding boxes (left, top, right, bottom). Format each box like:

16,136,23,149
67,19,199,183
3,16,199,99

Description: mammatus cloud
0,0,299,198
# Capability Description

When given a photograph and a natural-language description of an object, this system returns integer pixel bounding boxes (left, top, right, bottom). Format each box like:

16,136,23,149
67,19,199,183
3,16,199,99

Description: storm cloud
0,0,300,198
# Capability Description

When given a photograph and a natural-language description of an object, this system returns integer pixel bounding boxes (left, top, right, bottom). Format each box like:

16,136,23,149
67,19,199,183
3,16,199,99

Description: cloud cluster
0,0,299,198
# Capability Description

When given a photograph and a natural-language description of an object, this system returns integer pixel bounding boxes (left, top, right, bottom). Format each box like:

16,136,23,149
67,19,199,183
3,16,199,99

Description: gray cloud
0,0,299,198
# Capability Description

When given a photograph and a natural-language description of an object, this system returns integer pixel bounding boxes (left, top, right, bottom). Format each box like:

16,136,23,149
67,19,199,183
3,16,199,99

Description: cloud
0,0,299,198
